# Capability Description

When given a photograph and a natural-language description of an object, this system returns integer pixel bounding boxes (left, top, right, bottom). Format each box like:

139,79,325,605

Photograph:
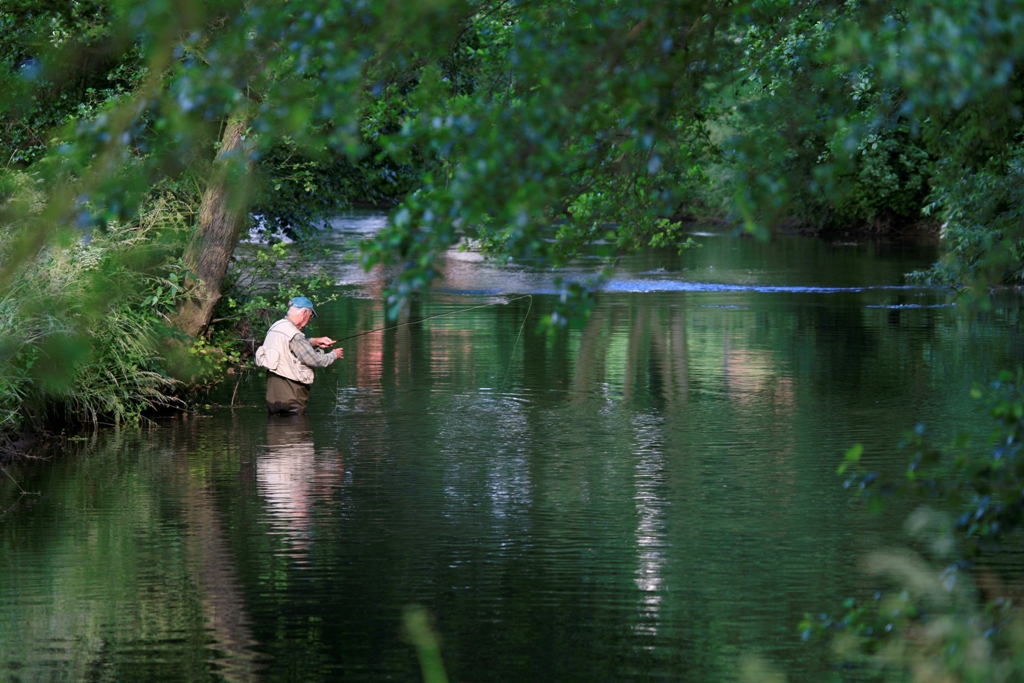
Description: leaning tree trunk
175,112,253,338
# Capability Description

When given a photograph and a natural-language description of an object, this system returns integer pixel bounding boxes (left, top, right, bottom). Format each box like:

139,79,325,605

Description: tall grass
0,174,193,435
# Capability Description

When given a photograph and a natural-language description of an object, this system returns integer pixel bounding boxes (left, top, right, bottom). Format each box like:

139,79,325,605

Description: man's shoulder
270,318,304,338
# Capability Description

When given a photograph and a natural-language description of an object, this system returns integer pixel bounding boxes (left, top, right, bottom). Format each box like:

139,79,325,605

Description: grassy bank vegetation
0,171,333,450
0,175,184,442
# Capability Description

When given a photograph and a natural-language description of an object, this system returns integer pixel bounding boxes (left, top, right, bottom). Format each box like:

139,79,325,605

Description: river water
2,216,1023,683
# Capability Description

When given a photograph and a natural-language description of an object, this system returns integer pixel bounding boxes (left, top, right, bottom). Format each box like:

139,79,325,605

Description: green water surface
2,222,1022,683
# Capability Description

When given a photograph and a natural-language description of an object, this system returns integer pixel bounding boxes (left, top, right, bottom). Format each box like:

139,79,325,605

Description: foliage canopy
4,0,1024,283
2,0,1024,428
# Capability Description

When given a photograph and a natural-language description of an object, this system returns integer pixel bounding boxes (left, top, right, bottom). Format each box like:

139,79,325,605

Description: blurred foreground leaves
806,372,1024,682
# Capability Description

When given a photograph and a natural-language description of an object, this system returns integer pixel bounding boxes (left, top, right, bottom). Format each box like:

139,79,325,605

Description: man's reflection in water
257,416,343,563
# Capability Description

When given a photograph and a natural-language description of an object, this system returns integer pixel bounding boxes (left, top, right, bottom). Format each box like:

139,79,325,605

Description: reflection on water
573,303,690,406
2,222,1024,683
438,394,534,527
258,416,345,564
0,428,265,683
258,417,315,560
185,473,263,682
632,414,667,640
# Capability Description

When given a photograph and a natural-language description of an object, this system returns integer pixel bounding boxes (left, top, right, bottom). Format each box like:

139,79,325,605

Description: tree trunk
175,112,252,338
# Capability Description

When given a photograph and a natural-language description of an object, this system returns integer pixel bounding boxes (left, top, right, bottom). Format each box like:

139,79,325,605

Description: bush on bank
0,177,185,436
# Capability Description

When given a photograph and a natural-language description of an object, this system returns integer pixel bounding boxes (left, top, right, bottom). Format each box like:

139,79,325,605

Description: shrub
0,176,187,433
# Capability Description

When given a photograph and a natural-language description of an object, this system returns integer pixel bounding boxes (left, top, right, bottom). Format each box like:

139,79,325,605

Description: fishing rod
240,295,532,347
320,294,532,395
333,294,534,343
234,295,535,408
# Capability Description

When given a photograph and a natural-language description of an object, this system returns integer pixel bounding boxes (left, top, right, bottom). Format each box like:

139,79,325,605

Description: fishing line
334,294,534,343
330,294,533,396
499,295,532,391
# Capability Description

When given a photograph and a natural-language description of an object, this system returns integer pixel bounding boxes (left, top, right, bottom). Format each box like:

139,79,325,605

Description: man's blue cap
289,296,317,317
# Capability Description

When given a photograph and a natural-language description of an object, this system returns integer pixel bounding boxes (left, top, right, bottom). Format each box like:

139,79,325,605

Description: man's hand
332,347,344,359
310,336,335,348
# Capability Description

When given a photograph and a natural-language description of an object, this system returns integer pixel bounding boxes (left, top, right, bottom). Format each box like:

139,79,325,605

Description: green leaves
540,277,602,340
836,442,863,475
355,0,732,315
6,0,1021,328
819,372,1024,679
838,370,1024,559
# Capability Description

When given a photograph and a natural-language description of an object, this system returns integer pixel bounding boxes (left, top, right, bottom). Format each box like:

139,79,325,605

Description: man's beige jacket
254,319,315,385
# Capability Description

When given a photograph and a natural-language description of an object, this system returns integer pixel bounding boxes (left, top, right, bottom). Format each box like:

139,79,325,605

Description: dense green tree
7,0,1023,310
832,0,1024,291
3,0,1024,430
0,0,146,167
726,1,934,232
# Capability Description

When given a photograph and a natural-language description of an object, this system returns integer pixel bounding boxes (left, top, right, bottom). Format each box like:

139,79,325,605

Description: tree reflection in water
257,416,344,564
184,473,263,683
572,302,689,406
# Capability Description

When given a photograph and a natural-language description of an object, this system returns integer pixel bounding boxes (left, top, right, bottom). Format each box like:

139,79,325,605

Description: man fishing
255,296,343,415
